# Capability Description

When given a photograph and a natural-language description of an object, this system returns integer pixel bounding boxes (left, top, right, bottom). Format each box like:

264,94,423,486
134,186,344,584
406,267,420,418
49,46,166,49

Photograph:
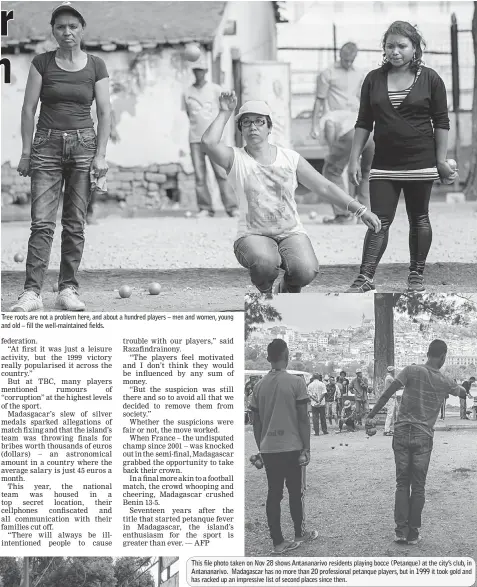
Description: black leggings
360,179,433,279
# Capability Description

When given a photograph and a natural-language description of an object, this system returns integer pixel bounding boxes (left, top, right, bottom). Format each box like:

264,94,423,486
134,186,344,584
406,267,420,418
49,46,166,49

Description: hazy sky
268,294,375,332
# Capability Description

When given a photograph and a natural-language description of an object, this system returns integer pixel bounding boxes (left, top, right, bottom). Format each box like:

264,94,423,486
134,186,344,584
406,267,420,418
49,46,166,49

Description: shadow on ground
244,426,477,561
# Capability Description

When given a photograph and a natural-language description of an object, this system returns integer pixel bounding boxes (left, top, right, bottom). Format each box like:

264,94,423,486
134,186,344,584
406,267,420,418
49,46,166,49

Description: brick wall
1,162,197,211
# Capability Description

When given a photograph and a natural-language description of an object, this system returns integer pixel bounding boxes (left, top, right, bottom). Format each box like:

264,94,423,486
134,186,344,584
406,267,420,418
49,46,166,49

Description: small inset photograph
0,556,179,587
244,292,477,559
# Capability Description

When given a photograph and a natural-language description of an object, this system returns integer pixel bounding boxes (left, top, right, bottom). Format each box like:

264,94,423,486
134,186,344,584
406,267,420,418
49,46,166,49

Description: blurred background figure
182,56,238,218
311,42,374,224
461,375,475,419
307,373,327,435
349,368,369,425
383,365,397,436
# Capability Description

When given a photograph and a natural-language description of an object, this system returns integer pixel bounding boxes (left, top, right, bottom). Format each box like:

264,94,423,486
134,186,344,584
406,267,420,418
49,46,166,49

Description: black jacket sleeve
429,69,450,130
355,71,374,132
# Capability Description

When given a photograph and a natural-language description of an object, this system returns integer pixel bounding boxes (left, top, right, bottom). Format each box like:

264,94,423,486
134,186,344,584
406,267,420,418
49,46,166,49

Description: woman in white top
202,92,381,293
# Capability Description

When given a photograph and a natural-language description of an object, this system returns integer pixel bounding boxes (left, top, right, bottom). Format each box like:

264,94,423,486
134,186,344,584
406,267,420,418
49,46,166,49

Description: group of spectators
246,367,476,431
245,367,375,433
306,369,370,434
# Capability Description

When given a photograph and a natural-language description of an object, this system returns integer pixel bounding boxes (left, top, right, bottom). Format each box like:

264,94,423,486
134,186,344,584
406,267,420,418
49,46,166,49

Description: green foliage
245,357,270,370
0,558,21,587
289,360,306,371
443,364,476,381
244,293,282,340
114,558,154,587
245,346,259,361
12,558,156,587
394,293,477,325
27,557,116,587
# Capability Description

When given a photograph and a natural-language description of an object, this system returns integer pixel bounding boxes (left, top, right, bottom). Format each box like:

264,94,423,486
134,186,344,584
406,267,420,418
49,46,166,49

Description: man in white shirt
307,373,328,435
310,42,374,224
183,58,237,218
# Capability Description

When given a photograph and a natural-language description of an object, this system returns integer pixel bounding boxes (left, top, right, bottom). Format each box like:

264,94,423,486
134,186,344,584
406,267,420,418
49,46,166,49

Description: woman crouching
202,91,380,294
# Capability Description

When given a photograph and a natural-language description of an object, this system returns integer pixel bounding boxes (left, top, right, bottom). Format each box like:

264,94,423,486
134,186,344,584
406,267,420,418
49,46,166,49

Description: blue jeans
234,233,319,293
190,142,237,213
26,128,96,294
393,425,433,537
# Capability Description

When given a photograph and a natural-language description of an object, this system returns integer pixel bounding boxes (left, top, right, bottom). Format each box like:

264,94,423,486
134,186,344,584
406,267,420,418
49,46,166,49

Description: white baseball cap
235,100,273,123
191,56,208,71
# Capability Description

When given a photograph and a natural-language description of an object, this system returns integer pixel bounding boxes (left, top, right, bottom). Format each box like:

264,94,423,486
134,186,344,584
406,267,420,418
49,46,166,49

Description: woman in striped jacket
346,21,457,293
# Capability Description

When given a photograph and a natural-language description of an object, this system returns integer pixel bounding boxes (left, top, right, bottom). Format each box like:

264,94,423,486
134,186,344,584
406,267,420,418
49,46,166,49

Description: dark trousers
460,397,467,418
27,128,95,293
311,405,327,435
360,180,433,279
339,417,355,431
393,425,433,537
261,450,305,545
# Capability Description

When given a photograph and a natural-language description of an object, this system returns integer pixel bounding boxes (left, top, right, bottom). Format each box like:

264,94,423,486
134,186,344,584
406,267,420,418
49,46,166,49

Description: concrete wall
216,0,278,145
279,1,475,113
1,48,197,169
1,48,203,209
1,2,278,212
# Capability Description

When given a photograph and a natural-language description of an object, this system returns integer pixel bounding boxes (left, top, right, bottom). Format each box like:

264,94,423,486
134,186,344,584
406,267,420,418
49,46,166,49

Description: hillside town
247,313,477,378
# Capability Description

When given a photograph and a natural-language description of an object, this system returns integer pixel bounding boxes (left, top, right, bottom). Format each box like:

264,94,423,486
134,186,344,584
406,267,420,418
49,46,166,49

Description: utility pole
157,558,163,585
23,557,30,587
450,13,461,193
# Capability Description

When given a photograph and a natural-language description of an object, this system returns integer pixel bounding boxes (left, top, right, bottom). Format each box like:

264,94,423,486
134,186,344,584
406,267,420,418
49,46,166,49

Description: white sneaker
10,290,43,312
195,209,214,218
55,288,86,311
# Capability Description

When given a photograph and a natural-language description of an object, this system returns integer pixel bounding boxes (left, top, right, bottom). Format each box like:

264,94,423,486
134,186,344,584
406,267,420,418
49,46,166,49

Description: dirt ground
244,421,477,567
2,263,477,312
2,202,476,311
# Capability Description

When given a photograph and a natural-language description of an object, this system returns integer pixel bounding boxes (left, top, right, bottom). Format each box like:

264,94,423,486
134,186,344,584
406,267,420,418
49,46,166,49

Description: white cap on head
387,366,395,372
192,56,208,70
356,369,362,374
235,100,273,123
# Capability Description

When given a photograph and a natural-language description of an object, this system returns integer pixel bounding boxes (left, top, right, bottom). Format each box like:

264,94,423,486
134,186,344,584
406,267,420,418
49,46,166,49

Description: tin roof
2,1,227,48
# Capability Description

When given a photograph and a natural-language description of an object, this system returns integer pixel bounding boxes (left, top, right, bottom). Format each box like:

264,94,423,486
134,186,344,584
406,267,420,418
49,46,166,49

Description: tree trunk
464,2,477,200
373,294,395,398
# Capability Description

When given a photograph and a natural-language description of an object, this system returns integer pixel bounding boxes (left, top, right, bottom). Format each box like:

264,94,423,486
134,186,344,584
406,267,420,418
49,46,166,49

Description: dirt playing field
2,201,477,311
244,421,477,569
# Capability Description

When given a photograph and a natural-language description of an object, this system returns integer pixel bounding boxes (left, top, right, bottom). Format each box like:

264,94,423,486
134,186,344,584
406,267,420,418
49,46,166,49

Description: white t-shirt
308,380,327,407
183,82,222,143
316,63,364,112
228,145,305,240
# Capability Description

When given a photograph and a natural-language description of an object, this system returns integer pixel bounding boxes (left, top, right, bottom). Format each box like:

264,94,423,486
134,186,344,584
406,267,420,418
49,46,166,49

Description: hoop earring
382,53,388,65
